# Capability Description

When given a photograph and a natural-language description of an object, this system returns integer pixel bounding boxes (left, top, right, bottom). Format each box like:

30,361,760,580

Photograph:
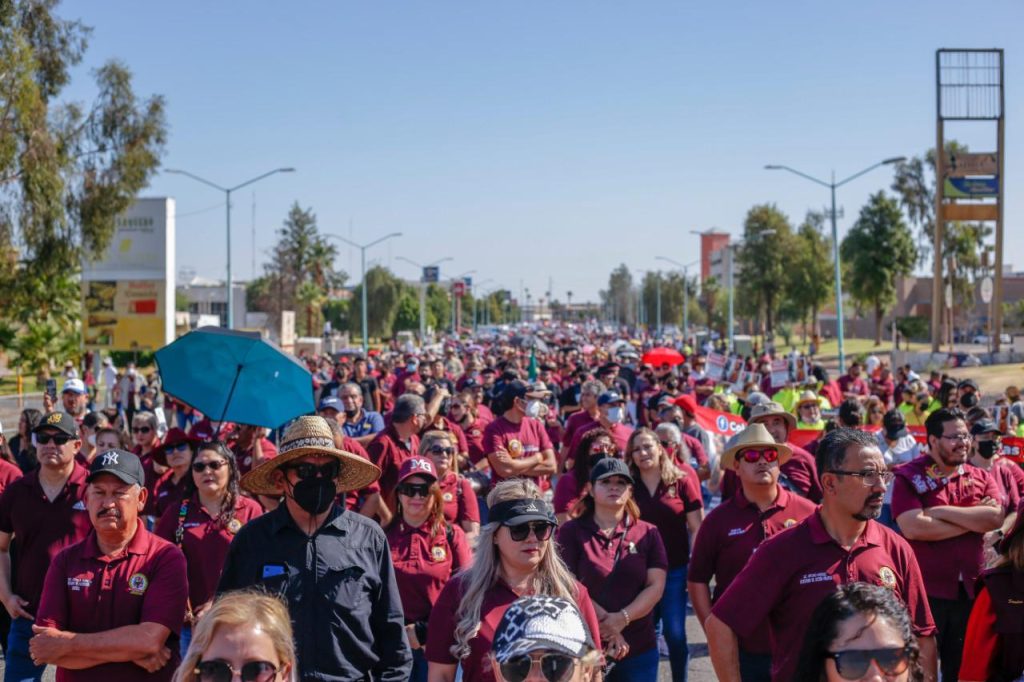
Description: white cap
62,378,87,395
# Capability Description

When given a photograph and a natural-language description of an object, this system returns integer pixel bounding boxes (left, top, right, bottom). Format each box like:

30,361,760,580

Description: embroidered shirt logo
431,545,447,562
128,573,149,595
879,566,897,589
728,527,747,537
799,572,834,585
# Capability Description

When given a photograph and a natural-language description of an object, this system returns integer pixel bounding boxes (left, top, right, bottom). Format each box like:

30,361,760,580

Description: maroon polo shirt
568,422,633,459
36,520,189,682
632,464,703,568
151,470,190,520
557,516,668,656
552,473,585,515
482,416,553,486
437,472,480,526
711,511,936,682
385,519,472,624
988,460,1023,513
838,374,869,397
562,410,598,450
891,456,1000,600
720,442,823,503
0,465,91,614
339,437,382,512
366,425,420,499
426,574,603,682
154,494,263,613
0,459,22,494
232,437,279,476
463,417,489,465
688,487,817,654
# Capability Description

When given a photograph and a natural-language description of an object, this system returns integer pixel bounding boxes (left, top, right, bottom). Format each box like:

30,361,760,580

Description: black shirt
218,504,412,682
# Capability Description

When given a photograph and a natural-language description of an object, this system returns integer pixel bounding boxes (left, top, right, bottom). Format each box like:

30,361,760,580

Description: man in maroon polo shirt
483,381,557,486
838,361,870,401
31,448,187,681
366,394,427,503
567,391,634,458
705,428,937,682
560,380,604,464
0,412,91,681
732,401,823,502
892,408,1003,682
689,423,817,681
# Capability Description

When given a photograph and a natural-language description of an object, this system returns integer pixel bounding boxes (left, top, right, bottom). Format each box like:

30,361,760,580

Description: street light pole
656,257,699,341
326,232,403,354
765,156,905,369
452,270,476,336
396,256,453,344
165,167,295,329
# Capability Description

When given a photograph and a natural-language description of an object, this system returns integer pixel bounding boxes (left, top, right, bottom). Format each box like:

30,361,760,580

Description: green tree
349,266,407,340
787,211,834,342
841,192,917,345
393,290,420,332
699,276,722,336
736,204,796,335
601,264,633,325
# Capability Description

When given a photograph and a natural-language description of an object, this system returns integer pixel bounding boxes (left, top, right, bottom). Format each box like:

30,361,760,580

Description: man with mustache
31,449,188,680
893,408,1004,682
705,428,937,682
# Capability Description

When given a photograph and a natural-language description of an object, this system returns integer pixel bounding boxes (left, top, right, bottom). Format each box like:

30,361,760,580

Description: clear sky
62,1,1023,304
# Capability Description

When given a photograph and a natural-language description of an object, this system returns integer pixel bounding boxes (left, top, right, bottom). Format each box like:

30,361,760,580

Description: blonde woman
173,591,295,682
420,430,481,543
425,479,603,682
627,427,703,682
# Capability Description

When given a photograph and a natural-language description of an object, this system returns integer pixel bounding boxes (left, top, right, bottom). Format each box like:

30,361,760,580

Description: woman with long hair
959,504,1024,681
172,591,295,682
794,582,922,682
385,457,472,682
864,396,886,429
425,479,603,682
552,427,616,524
628,427,703,682
559,458,667,680
9,408,42,473
150,429,197,520
155,441,263,656
420,430,481,544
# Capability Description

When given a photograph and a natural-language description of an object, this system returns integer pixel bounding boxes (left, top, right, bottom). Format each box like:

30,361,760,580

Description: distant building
176,275,248,329
697,230,731,282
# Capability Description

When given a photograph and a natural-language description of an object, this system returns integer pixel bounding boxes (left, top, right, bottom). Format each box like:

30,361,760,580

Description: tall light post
765,156,905,369
472,279,494,332
165,167,295,329
657,257,699,340
396,255,452,344
326,232,402,354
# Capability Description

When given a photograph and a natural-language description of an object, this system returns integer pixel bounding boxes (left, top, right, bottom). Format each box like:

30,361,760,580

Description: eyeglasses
659,440,675,449
939,432,971,442
498,652,577,682
132,426,152,434
36,433,73,446
505,521,555,542
283,461,340,480
192,460,227,473
428,446,455,456
397,482,432,498
827,469,895,487
738,448,779,464
195,660,279,682
168,442,191,453
827,647,910,680
339,394,360,401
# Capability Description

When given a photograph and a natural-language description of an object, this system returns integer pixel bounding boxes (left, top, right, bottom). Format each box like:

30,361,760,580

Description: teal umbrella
155,327,314,428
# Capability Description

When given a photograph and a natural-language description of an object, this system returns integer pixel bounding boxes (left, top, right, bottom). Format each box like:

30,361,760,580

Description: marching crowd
0,330,1022,682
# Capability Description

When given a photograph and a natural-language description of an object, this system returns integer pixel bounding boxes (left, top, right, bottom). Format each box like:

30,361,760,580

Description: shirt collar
734,486,790,512
807,510,881,548
270,502,349,536
82,519,152,559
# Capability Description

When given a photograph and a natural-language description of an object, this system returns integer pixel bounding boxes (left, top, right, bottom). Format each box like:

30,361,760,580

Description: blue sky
63,1,1022,304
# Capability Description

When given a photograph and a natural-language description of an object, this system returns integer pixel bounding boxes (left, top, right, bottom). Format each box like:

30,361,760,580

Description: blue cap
597,391,624,406
318,396,343,412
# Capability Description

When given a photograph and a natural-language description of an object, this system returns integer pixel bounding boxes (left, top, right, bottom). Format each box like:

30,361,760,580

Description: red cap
398,457,437,484
673,394,698,416
153,428,198,466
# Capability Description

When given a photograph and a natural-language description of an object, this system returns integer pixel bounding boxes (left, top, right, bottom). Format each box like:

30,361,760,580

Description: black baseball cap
971,419,1001,437
488,498,556,526
883,410,908,441
33,412,78,438
958,379,980,392
86,448,146,487
589,458,633,486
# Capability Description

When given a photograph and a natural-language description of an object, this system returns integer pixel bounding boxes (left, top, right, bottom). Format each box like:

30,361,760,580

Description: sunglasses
192,460,227,473
738,448,779,464
827,647,910,680
132,426,152,434
428,446,455,456
505,521,555,542
397,482,432,498
498,653,576,682
36,434,73,446
168,442,191,453
195,660,278,682
283,461,340,480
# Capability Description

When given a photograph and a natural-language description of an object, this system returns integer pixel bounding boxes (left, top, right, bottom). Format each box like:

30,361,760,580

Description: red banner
693,405,747,438
1002,436,1024,465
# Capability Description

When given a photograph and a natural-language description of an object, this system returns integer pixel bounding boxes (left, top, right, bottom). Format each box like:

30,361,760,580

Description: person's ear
137,485,149,510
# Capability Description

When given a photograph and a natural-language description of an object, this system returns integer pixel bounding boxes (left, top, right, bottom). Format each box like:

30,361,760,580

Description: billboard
81,198,175,351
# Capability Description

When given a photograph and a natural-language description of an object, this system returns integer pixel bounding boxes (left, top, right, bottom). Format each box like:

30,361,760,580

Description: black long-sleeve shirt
218,504,412,682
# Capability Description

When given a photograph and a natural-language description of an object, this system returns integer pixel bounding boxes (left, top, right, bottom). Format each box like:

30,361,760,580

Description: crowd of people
0,327,1021,681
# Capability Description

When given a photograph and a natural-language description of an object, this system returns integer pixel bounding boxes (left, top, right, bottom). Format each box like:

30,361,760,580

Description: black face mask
665,380,679,391
290,477,336,515
344,407,359,419
978,440,999,459
960,393,979,409
918,399,930,412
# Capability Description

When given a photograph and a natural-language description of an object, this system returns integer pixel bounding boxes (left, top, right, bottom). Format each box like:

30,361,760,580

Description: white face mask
524,400,544,419
606,406,624,424
87,433,97,447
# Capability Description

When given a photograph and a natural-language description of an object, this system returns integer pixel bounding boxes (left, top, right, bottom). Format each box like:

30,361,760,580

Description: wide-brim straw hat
720,423,793,470
241,416,380,496
748,401,797,431
795,390,821,409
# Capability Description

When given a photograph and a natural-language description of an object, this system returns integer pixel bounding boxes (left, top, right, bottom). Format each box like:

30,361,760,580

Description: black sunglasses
505,521,555,542
195,660,278,682
397,482,432,498
498,652,576,682
283,461,340,480
827,647,910,680
428,446,456,456
132,426,152,434
36,433,73,446
192,460,227,473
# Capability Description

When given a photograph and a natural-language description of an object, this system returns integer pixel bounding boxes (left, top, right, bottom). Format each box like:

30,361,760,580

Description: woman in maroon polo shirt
451,390,490,466
558,458,667,681
385,457,472,682
553,427,615,524
148,428,195,523
155,441,262,657
425,479,603,682
628,427,703,682
420,430,480,544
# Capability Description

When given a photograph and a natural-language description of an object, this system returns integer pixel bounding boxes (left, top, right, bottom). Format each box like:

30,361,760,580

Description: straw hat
720,423,793,469
241,416,381,496
748,401,797,431
795,390,821,409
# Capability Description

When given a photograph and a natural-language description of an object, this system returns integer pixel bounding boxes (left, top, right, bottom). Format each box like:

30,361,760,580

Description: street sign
944,176,998,199
422,266,439,283
981,276,994,304
452,280,466,297
944,284,953,309
942,203,999,222
463,276,472,289
946,152,998,177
